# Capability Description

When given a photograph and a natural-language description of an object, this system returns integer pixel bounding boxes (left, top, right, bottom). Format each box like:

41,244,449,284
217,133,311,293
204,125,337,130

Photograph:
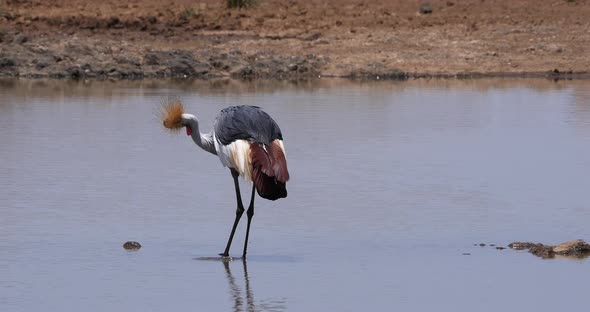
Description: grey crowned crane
161,100,290,258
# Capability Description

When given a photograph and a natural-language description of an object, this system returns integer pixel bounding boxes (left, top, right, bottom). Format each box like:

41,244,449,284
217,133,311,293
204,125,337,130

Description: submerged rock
553,240,590,256
123,241,142,250
508,242,539,250
528,244,554,259
509,240,590,259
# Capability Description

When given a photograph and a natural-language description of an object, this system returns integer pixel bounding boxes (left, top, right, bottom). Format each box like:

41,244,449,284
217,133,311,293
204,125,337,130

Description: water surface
1,78,589,311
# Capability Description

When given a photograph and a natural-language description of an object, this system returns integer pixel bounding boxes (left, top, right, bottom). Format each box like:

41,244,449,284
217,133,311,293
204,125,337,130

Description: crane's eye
186,126,192,136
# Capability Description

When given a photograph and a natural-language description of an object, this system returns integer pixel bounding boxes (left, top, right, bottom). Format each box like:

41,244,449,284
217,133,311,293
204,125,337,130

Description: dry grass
226,0,257,9
160,98,185,131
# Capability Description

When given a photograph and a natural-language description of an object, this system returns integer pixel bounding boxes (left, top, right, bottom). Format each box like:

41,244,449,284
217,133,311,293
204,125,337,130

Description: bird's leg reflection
223,259,244,311
222,259,286,312
242,259,255,312
223,259,256,312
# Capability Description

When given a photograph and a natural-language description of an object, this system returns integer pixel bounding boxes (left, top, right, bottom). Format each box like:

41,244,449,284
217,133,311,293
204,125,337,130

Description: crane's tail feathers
160,98,185,131
250,140,289,201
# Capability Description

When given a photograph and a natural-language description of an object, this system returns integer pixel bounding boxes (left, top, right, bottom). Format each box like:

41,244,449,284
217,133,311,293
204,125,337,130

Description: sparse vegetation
226,0,256,9
0,0,6,18
0,1,6,43
179,7,196,20
0,27,6,42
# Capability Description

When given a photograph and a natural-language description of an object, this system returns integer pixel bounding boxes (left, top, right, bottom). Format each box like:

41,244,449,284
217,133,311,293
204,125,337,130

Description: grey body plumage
214,105,283,146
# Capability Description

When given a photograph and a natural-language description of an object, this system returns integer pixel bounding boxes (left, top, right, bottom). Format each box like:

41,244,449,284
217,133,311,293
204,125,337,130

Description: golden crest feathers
160,98,185,130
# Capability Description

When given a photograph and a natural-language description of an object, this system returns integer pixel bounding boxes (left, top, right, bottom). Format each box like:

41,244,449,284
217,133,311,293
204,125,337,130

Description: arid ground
1,0,589,79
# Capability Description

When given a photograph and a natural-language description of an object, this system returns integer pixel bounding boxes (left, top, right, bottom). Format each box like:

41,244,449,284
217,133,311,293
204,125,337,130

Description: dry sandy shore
1,0,590,79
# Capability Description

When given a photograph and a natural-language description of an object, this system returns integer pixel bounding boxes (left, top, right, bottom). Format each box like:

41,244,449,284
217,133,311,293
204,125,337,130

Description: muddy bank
2,37,587,80
1,0,590,80
0,34,389,80
0,33,327,79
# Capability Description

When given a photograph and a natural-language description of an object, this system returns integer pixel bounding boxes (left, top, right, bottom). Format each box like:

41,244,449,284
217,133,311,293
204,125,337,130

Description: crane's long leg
242,185,256,258
220,169,245,257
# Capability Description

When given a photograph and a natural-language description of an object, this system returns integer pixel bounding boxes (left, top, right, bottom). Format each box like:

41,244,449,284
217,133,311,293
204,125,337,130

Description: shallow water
1,78,589,312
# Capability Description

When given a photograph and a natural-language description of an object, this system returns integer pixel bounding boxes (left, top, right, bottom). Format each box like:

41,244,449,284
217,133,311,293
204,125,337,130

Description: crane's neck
181,114,217,155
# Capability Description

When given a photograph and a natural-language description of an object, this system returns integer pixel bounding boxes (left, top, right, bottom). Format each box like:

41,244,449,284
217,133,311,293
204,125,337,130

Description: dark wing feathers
214,106,283,145
250,143,288,200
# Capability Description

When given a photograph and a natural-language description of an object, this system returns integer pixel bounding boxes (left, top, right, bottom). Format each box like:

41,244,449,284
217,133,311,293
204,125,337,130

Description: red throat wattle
186,126,192,136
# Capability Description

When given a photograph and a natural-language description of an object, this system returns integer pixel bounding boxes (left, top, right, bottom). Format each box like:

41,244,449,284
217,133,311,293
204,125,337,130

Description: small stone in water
496,247,506,250
123,241,141,250
479,243,486,247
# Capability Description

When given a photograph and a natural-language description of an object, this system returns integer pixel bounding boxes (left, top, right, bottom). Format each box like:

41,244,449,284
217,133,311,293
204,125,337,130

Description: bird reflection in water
222,258,286,312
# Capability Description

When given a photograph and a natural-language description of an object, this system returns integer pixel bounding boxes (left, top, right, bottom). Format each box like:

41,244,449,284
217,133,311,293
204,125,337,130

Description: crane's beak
186,126,192,136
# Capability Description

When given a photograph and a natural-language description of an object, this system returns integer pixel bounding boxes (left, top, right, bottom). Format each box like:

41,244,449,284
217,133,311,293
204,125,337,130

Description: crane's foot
217,253,242,261
219,252,231,258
